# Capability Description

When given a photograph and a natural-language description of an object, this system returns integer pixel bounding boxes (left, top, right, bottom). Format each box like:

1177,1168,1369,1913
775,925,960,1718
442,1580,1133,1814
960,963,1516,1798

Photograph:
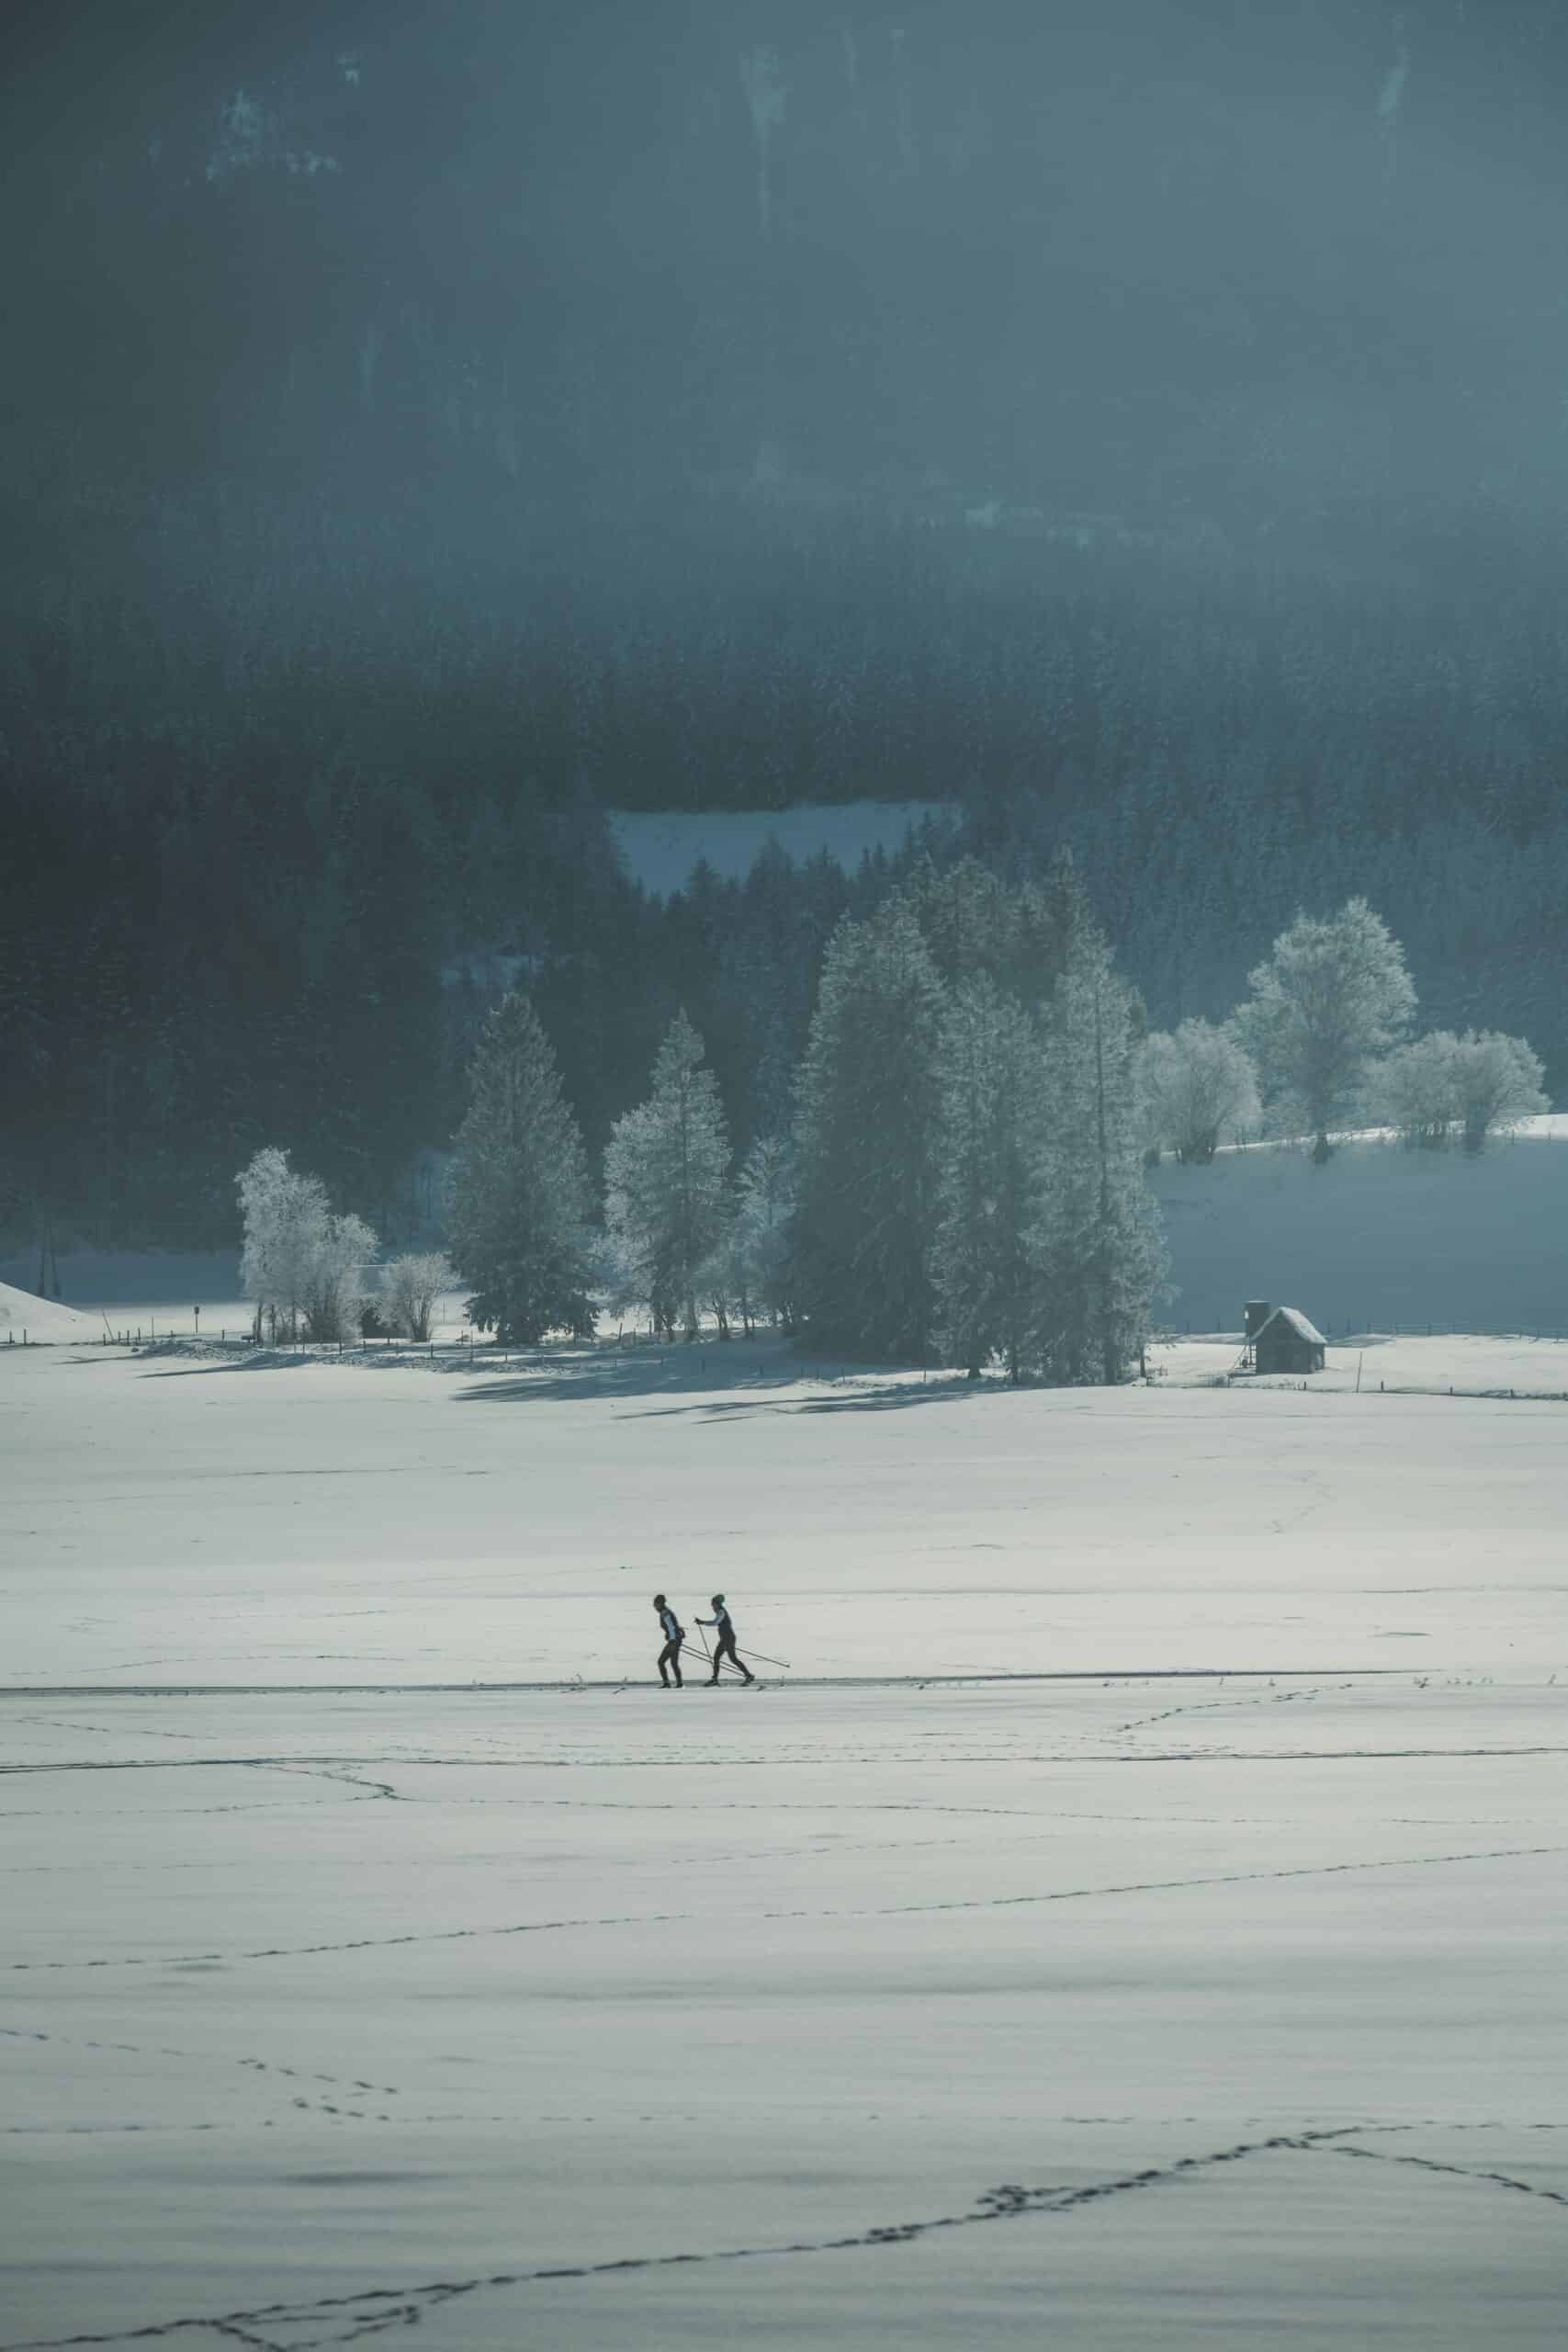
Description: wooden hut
1247,1302,1326,1375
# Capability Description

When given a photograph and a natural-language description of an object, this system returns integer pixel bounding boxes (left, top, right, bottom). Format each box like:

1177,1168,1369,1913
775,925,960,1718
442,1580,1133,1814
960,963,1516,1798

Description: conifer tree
930,976,1048,1383
730,1132,796,1333
1032,931,1166,1385
793,901,946,1357
447,992,596,1342
604,1012,731,1340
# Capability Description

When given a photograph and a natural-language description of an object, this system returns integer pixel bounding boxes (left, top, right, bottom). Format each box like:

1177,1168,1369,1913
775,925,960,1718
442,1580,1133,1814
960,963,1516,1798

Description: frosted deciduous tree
1448,1030,1548,1153
1235,899,1416,1161
236,1147,376,1344
448,993,596,1343
298,1211,378,1344
1380,1031,1462,1149
1382,1028,1547,1154
793,902,946,1358
930,977,1047,1382
1138,1018,1260,1164
604,1012,731,1341
1032,933,1165,1385
378,1250,456,1341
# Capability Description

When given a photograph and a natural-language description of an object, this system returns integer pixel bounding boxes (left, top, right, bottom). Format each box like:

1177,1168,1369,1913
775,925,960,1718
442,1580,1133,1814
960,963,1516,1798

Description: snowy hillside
610,801,957,897
0,1281,101,1344
1154,1123,1568,1336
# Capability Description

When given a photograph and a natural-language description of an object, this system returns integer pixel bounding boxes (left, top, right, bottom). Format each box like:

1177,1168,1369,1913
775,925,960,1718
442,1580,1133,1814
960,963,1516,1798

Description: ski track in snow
6,1840,1564,1977
3,2127,1564,2351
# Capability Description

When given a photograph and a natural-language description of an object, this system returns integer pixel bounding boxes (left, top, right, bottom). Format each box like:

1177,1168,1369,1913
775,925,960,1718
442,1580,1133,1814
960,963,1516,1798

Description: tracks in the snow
0,1669,1407,1702
4,2125,1565,2351
7,1839,1564,1976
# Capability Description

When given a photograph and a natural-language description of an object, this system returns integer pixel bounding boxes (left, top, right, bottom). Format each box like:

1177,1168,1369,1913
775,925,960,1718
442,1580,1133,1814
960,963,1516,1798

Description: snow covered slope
1154,1125,1568,1336
0,1280,101,1344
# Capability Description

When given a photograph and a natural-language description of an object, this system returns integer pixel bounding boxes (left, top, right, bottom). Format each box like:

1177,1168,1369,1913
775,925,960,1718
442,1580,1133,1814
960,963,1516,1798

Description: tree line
6,517,1564,1263
234,876,1546,1384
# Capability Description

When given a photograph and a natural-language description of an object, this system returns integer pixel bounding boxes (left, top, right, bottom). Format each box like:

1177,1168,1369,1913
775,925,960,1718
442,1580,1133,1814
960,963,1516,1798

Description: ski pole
737,1647,790,1670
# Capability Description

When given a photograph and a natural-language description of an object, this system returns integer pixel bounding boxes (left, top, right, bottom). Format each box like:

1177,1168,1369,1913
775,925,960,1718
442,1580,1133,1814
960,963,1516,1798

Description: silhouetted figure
653,1593,684,1687
697,1593,753,1684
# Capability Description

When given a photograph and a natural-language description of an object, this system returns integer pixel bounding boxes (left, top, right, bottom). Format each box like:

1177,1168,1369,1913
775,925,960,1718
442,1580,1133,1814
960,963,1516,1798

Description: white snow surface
1154,1121,1568,1336
609,800,957,898
0,1280,102,1344
2,1338,1565,2345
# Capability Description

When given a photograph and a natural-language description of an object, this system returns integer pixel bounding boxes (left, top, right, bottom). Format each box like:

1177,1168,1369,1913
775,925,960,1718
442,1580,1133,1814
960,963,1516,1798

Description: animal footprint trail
12,2123,1567,2352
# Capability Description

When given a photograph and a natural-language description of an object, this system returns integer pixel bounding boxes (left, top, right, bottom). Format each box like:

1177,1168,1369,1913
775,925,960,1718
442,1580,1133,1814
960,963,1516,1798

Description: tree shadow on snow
454,1337,984,1416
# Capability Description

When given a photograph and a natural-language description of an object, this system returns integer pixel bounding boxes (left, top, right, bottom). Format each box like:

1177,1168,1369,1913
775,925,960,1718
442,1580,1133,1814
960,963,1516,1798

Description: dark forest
5,1,1566,1246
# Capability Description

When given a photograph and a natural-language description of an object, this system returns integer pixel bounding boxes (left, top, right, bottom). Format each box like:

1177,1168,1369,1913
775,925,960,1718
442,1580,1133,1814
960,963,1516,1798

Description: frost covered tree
604,1012,731,1341
727,1132,795,1335
930,978,1047,1382
898,847,1097,1008
236,1147,376,1344
1138,1018,1260,1164
1380,1030,1462,1150
793,901,946,1358
1382,1028,1547,1154
1032,933,1165,1385
1235,899,1416,1161
447,993,595,1343
1447,1030,1549,1153
378,1250,455,1341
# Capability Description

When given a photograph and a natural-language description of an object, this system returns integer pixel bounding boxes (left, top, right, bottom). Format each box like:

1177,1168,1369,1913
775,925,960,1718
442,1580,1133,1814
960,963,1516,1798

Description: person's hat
653,1592,666,1605
711,1594,725,1606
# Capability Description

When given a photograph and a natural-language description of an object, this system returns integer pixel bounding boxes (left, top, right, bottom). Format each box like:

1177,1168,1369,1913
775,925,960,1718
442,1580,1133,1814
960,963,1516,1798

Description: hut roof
1258,1306,1325,1347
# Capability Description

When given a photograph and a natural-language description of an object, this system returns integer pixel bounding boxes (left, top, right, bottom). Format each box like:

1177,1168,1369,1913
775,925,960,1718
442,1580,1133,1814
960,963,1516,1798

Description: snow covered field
3,1340,1565,2346
1153,1121,1568,1337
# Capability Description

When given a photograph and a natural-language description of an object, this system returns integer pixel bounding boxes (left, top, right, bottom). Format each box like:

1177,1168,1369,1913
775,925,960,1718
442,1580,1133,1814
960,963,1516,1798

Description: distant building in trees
1244,1300,1326,1375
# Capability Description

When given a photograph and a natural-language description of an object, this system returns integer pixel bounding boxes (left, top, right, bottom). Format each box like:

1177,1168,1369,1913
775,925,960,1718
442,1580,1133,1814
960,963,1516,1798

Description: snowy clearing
2,1341,1565,2346
609,800,957,898
1151,1120,1568,1336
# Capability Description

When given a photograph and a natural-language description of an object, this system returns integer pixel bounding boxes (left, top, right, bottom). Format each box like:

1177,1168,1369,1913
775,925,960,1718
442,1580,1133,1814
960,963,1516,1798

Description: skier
696,1593,754,1685
653,1593,685,1688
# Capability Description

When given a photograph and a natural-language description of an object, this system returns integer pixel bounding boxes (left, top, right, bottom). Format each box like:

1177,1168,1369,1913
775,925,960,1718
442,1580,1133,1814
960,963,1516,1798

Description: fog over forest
5,0,1567,1243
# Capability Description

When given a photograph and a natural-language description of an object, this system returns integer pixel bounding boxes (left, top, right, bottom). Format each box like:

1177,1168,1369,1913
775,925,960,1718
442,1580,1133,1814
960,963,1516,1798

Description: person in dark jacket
653,1593,684,1687
696,1593,754,1685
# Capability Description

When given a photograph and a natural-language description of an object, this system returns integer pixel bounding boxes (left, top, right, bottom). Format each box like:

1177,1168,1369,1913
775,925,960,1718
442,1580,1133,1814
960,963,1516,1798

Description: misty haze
3,6,1565,2347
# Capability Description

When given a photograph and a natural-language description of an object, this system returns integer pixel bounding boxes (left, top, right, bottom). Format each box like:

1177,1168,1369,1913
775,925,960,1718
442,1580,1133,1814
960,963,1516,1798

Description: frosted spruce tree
1235,899,1416,1161
1032,931,1165,1385
447,993,596,1343
930,976,1049,1383
897,847,1098,1008
729,1132,795,1334
793,901,946,1358
604,1012,731,1341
